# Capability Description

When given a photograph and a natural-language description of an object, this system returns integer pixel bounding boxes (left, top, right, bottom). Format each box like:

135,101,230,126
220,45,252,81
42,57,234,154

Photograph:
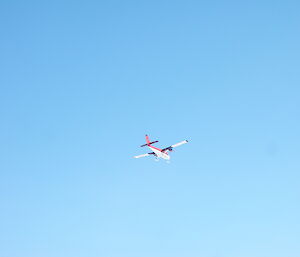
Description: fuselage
148,145,170,160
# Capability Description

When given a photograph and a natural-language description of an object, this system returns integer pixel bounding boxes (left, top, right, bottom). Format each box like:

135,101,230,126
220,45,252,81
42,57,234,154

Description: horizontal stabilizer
140,140,159,147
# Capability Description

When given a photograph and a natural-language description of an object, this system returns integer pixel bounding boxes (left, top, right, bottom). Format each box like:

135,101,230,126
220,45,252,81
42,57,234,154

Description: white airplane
134,135,188,160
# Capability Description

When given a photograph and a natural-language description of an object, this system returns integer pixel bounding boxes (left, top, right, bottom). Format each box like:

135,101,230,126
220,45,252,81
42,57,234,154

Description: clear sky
0,1,300,257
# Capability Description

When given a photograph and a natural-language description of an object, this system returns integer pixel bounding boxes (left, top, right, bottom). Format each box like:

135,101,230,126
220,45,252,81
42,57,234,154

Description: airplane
134,135,188,160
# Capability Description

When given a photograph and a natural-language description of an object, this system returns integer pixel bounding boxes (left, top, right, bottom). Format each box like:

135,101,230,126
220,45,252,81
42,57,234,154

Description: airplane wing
162,140,188,151
134,152,155,158
134,153,150,158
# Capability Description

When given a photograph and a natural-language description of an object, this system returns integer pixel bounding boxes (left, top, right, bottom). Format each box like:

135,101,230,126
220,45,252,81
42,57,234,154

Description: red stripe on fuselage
149,145,168,154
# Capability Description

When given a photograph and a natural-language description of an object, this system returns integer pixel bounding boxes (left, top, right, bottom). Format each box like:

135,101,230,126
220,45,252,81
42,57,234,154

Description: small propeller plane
134,135,188,160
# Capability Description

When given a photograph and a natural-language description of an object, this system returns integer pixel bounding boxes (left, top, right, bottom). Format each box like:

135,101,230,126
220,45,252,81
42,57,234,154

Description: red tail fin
140,135,159,147
145,134,150,144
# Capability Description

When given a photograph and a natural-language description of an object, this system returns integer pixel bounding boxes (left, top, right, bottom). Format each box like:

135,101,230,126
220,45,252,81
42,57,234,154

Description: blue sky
0,1,300,256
